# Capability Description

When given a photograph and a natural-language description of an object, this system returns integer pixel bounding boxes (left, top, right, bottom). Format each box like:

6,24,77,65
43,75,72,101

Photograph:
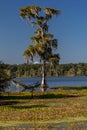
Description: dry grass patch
0,87,87,127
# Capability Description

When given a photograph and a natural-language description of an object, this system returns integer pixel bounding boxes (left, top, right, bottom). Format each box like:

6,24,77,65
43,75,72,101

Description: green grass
0,86,87,129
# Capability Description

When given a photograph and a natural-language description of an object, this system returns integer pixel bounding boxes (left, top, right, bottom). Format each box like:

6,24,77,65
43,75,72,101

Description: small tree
20,6,60,92
0,69,10,93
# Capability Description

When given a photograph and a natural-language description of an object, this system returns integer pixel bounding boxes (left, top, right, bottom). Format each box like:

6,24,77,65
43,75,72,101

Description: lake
9,76,87,92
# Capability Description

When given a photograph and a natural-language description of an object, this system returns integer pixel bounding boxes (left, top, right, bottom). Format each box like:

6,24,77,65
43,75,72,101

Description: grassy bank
0,86,87,129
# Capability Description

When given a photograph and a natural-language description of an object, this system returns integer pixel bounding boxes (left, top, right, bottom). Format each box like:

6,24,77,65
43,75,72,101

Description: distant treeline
0,61,87,78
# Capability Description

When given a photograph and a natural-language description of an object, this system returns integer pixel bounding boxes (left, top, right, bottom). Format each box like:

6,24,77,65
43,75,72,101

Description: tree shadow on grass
35,93,80,99
10,104,48,109
0,95,31,106
0,93,81,107
0,93,80,101
0,100,20,106
0,95,31,100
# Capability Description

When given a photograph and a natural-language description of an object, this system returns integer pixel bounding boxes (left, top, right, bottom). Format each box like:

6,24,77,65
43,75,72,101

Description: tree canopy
20,5,60,91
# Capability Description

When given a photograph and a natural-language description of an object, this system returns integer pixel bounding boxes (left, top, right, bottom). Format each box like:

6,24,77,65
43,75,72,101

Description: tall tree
20,6,60,92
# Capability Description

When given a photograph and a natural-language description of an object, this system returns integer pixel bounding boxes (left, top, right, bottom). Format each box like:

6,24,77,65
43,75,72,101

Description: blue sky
0,0,87,64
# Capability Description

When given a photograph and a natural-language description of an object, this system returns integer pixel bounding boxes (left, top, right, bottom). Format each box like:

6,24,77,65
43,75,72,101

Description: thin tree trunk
41,60,47,92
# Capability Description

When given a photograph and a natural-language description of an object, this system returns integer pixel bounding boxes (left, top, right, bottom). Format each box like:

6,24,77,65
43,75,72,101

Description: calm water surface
9,76,87,92
15,76,87,87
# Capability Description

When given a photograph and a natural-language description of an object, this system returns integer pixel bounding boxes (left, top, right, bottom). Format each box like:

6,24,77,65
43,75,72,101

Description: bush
0,69,10,93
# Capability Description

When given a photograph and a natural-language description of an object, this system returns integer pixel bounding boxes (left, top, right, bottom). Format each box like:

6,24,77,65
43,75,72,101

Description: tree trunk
41,60,47,92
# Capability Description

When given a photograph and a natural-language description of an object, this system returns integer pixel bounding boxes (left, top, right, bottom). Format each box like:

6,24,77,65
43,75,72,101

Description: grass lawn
0,86,87,129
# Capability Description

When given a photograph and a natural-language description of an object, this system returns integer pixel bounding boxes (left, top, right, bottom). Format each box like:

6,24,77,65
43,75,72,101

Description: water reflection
6,76,87,93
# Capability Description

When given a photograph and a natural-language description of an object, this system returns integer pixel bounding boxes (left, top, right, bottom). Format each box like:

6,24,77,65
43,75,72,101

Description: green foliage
19,5,60,91
0,61,12,93
0,69,10,93
1,62,87,78
21,6,60,64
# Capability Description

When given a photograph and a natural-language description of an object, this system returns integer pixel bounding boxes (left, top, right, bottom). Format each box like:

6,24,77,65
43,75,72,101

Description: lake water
3,77,87,129
9,76,87,92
